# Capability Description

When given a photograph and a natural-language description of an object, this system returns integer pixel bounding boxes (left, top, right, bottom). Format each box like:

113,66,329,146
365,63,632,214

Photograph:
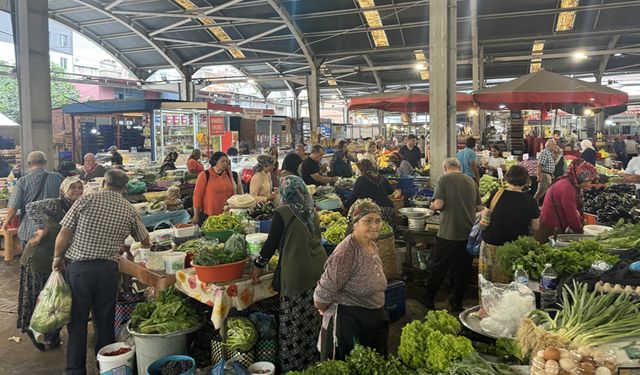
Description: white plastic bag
478,275,535,338
29,270,72,333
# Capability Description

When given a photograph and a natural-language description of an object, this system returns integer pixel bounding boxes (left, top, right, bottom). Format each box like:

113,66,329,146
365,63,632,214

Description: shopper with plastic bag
29,270,72,339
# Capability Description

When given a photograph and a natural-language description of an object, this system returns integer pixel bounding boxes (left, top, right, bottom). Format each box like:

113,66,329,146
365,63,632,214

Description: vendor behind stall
314,199,388,360
250,155,277,202
345,160,396,226
387,152,414,177
187,149,204,175
484,146,506,177
361,141,378,167
534,159,598,243
300,145,339,186
79,153,106,182
158,152,178,177
252,175,327,372
330,141,357,178
192,152,235,224
109,146,123,168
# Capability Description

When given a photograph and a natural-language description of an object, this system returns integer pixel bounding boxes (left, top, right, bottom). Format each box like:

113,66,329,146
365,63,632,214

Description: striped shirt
8,168,64,241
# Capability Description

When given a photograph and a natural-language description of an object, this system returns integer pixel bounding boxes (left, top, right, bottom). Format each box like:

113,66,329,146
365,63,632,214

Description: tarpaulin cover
348,90,475,112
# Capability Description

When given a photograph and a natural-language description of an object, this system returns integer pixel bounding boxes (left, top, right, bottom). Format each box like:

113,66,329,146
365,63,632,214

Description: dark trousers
424,237,473,307
65,260,119,375
321,304,388,361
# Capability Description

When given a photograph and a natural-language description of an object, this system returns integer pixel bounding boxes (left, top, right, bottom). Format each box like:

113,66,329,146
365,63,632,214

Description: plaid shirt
538,149,556,174
8,168,64,241
61,190,148,261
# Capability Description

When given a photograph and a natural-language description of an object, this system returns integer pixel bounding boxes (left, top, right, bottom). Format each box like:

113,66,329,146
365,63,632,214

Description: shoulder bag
479,188,505,230
19,172,49,223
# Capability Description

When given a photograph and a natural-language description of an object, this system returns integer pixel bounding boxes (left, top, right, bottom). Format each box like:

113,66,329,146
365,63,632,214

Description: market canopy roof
472,70,629,111
0,112,18,127
6,0,640,98
348,91,475,112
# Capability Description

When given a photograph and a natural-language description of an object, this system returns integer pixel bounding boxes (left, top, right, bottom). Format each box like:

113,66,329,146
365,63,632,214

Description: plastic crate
385,280,406,323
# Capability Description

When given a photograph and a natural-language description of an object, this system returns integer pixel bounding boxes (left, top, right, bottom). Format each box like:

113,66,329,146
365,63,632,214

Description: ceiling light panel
414,50,429,81
529,40,545,73
556,0,579,32
357,0,390,48
174,0,245,59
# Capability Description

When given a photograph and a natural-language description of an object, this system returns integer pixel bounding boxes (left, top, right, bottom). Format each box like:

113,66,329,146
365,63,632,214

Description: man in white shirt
623,155,640,190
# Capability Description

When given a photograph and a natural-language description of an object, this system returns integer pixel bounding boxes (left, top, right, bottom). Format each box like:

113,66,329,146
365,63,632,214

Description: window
59,57,67,70
59,34,68,47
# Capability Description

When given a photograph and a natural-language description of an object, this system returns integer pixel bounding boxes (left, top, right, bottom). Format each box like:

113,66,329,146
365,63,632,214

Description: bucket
146,355,195,375
147,250,173,271
164,252,186,274
246,233,268,259
97,342,135,375
128,323,201,375
247,362,276,375
408,217,426,230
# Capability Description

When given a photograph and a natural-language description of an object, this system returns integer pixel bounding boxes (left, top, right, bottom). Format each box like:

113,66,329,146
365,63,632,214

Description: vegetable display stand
118,256,176,291
191,258,248,283
146,355,195,375
127,322,201,375
97,342,135,375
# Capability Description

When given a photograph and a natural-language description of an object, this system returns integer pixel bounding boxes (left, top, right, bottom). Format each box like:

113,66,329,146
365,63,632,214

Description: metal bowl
399,207,434,219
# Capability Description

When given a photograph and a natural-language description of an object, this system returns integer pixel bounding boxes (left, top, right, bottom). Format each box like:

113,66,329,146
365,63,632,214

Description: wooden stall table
118,255,176,290
0,228,21,261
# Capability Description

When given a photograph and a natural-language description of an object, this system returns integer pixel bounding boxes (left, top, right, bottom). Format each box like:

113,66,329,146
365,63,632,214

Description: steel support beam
69,0,186,77
266,62,295,96
183,25,288,65
148,0,244,37
113,10,285,24
595,35,621,83
490,47,640,63
265,0,315,66
13,0,55,170
363,55,384,92
179,75,193,101
154,37,305,58
293,1,428,19
104,0,125,10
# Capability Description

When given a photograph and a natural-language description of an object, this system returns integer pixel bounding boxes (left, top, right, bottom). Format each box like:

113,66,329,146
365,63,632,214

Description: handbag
19,172,49,223
479,188,505,230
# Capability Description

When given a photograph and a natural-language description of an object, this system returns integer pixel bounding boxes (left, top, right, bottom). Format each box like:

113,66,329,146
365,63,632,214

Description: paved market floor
0,258,477,374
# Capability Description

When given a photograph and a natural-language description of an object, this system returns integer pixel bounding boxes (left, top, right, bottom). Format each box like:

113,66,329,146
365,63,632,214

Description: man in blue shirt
456,137,480,182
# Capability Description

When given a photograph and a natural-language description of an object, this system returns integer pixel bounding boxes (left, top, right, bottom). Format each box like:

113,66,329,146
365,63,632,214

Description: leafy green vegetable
129,286,199,334
495,338,526,365
496,236,619,280
192,240,246,266
424,330,475,373
443,352,520,375
346,344,413,375
175,238,219,254
30,271,72,333
224,233,247,259
424,309,461,335
596,220,640,249
302,360,351,375
226,317,257,352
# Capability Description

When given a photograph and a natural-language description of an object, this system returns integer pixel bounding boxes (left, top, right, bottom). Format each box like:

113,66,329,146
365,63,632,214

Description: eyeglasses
360,218,382,226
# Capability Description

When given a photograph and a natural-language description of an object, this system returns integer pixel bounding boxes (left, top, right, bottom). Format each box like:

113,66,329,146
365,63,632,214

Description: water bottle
540,263,558,309
514,264,529,286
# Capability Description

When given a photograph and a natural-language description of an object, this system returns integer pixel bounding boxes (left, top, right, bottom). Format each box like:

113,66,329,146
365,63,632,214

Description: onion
545,347,561,361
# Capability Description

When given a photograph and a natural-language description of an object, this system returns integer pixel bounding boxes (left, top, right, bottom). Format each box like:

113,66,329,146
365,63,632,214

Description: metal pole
448,0,458,156
470,0,480,137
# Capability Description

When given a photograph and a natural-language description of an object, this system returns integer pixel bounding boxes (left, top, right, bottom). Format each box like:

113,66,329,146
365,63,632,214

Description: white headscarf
580,139,594,151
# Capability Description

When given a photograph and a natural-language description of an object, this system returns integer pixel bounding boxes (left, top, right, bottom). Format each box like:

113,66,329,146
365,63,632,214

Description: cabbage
29,271,72,333
224,233,247,260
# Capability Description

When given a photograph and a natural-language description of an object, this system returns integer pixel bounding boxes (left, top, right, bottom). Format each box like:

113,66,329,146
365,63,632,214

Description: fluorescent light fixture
357,0,389,48
571,115,577,120
573,51,588,60
414,50,429,80
605,119,613,125
589,97,595,101
498,104,506,109
247,79,256,85
584,108,594,116
614,53,623,57
90,128,97,134
331,95,338,99
468,109,477,116
415,63,426,70
556,0,579,32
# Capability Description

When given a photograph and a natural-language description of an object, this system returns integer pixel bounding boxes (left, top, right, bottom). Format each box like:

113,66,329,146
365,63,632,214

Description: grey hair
310,144,325,154
84,153,96,159
443,158,461,170
27,151,47,165
104,169,129,189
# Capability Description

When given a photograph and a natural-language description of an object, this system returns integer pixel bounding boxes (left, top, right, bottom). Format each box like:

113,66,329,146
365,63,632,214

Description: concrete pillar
13,0,55,171
478,47,487,140
291,96,300,118
595,112,605,132
306,68,321,133
470,0,480,136
179,75,193,101
429,0,457,184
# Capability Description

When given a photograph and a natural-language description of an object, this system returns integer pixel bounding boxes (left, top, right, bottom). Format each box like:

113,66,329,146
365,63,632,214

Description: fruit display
319,210,347,229
479,174,507,203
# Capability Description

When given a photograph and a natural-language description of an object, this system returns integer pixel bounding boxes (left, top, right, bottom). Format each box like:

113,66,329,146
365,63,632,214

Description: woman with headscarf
17,177,84,351
192,152,235,224
267,145,280,188
187,149,204,175
580,139,597,165
330,140,356,178
387,152,415,177
361,141,379,167
314,199,388,360
158,151,178,177
345,159,396,228
251,175,327,372
249,155,276,202
534,139,565,203
280,153,303,178
534,158,599,243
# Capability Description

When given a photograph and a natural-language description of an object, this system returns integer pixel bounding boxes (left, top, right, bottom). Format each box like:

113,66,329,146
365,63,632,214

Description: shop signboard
243,108,265,120
209,115,225,135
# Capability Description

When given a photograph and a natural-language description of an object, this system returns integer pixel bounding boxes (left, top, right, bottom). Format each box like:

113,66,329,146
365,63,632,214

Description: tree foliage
0,61,80,123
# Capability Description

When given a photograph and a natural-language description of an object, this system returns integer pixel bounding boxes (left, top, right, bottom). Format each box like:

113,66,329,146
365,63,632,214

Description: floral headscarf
279,175,316,234
253,154,275,172
357,159,382,184
561,158,599,212
347,198,381,225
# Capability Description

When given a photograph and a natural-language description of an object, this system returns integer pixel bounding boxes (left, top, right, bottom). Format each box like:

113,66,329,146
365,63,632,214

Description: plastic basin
191,258,249,283
146,355,195,375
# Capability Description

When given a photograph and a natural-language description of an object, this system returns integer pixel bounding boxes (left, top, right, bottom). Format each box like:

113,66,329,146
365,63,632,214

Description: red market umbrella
472,70,628,111
348,90,475,112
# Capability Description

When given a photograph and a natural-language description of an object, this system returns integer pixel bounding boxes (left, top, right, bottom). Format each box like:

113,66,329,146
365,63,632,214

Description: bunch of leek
529,281,640,347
